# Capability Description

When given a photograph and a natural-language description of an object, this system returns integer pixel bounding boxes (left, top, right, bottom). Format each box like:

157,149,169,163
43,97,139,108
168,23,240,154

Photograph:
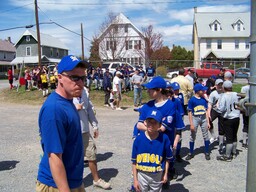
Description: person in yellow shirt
49,72,56,90
40,71,49,97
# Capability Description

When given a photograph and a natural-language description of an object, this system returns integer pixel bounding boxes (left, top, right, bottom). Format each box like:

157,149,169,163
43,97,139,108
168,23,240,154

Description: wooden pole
35,0,42,66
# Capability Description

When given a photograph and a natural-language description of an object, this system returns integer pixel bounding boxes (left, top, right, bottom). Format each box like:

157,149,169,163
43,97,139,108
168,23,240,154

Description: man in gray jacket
73,87,111,189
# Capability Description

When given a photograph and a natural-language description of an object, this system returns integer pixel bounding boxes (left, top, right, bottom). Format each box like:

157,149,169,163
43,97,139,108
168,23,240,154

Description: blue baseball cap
194,84,207,93
58,55,88,74
171,82,180,91
210,75,217,80
142,76,166,89
146,109,163,123
166,81,172,88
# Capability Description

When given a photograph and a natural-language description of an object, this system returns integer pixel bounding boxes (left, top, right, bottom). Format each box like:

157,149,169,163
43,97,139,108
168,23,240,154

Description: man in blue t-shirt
146,63,156,82
36,55,88,192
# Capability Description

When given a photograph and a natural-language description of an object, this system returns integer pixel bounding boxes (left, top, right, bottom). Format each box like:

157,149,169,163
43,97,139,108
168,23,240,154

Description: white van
101,62,135,75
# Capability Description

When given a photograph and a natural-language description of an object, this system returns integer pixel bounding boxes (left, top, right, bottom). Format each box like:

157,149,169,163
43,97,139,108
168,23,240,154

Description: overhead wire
37,5,92,42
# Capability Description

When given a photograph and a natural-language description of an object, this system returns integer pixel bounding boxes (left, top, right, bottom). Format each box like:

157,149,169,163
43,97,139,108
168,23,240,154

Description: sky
0,0,251,58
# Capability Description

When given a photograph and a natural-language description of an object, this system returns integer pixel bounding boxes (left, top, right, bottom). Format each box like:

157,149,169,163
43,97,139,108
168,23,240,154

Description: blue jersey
38,92,84,189
188,96,208,116
138,99,185,145
131,132,172,173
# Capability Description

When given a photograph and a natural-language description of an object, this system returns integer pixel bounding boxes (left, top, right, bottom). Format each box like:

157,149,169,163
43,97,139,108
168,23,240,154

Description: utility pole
81,23,84,60
246,0,256,191
35,0,42,66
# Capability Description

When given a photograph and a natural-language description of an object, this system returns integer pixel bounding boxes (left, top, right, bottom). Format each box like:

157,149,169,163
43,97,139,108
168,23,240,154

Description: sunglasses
61,73,86,82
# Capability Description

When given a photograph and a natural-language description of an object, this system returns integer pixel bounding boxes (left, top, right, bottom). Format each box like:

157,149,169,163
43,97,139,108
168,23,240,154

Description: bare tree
97,12,130,61
136,25,163,65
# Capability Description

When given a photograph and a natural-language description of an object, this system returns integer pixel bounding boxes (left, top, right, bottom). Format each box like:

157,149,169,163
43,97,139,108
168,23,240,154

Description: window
134,40,141,50
212,64,219,69
114,25,118,33
235,40,239,49
106,41,109,50
205,63,210,69
56,49,59,57
125,24,128,33
214,23,218,31
3,53,6,59
128,41,133,49
50,48,53,57
217,40,222,49
237,23,241,31
26,35,30,42
206,39,211,49
26,47,31,56
127,58,130,63
110,41,116,50
245,39,250,49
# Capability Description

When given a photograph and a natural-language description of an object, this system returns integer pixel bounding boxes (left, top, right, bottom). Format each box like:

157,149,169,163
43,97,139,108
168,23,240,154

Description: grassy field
0,83,244,106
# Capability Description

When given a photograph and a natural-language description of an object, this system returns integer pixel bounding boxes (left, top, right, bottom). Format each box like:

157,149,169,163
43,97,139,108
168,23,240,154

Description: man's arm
49,153,70,192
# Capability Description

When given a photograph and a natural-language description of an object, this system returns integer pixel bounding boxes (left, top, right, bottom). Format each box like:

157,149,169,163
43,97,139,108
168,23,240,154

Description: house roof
194,12,250,38
0,39,15,52
98,13,144,39
15,30,68,50
205,50,250,59
11,55,61,64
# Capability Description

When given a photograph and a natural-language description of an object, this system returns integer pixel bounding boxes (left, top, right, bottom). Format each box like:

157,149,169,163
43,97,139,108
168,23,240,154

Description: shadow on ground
83,168,118,188
0,160,19,171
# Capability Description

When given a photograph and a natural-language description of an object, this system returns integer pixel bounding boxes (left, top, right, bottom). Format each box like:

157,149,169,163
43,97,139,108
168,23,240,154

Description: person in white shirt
185,68,194,87
112,71,123,110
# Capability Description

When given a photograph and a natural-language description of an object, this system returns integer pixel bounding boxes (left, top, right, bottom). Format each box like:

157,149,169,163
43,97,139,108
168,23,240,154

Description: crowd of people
34,55,249,192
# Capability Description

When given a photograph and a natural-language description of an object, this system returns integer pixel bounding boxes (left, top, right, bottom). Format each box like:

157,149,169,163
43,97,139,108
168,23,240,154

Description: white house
193,8,250,68
98,13,146,67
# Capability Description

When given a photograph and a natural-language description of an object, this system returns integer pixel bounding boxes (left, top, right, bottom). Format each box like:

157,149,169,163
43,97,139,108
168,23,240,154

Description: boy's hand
133,180,141,192
190,124,195,132
161,173,168,183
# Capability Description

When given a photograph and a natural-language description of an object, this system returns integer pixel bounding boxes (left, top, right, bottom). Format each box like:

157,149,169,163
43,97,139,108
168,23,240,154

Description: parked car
101,62,135,75
235,67,250,78
166,71,179,79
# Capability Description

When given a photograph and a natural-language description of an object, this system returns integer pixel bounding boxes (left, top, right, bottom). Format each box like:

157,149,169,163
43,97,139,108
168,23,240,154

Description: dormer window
210,20,221,31
26,35,30,42
232,19,244,31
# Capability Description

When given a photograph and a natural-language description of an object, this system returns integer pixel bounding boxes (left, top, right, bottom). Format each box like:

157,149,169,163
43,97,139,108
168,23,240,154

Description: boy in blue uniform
186,84,211,161
171,82,185,162
132,109,172,192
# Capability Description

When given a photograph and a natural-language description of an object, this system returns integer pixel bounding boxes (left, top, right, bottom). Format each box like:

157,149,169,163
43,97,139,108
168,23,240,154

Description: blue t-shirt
37,91,84,189
131,132,172,173
175,93,185,116
188,96,208,116
146,67,155,77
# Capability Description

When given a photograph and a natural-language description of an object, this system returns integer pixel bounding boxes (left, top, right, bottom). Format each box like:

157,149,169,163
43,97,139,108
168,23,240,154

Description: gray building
0,38,16,78
11,30,68,66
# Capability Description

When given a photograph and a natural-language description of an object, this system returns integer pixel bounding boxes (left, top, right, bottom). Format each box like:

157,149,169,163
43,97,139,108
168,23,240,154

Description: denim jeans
134,88,142,105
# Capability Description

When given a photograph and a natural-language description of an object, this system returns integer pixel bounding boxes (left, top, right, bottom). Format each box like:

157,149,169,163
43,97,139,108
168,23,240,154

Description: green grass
0,84,244,106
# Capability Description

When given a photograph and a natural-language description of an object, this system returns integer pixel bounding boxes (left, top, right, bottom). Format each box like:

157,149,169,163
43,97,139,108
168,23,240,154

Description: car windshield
102,63,110,69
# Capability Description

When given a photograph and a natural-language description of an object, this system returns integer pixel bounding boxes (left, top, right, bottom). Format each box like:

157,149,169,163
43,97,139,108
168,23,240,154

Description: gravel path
0,102,247,192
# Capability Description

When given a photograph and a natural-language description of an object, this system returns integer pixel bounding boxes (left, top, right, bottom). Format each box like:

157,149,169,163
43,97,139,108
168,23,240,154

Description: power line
37,5,92,42
0,3,33,15
37,0,226,6
0,22,54,32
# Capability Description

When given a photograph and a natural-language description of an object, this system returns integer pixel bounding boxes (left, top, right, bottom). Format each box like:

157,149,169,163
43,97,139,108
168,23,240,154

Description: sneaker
216,155,232,162
231,153,237,159
110,103,115,109
175,154,183,163
93,178,111,189
210,137,218,144
116,107,123,111
242,143,248,149
205,153,211,160
185,153,194,161
104,104,109,107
